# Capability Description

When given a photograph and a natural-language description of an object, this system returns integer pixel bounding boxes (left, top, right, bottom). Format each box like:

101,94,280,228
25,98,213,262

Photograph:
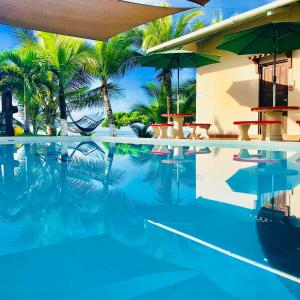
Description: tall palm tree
11,28,94,135
89,35,137,137
36,33,93,135
131,3,203,116
0,49,48,133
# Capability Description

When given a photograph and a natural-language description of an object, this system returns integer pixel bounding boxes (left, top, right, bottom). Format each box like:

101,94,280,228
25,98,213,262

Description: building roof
0,0,190,41
148,0,300,53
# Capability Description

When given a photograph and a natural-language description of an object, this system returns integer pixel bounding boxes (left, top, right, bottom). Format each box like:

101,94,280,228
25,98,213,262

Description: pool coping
1,136,300,151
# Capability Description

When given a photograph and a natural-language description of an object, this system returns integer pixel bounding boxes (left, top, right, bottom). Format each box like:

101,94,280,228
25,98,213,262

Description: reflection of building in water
196,148,300,218
258,151,300,219
264,186,300,219
289,186,300,218
196,148,257,209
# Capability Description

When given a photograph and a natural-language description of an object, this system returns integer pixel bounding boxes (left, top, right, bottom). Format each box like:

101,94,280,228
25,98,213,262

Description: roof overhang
148,0,300,53
0,0,190,41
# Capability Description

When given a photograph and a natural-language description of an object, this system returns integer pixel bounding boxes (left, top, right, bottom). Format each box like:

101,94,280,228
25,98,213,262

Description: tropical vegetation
131,5,203,116
0,1,204,136
87,35,138,136
132,78,196,124
101,111,149,129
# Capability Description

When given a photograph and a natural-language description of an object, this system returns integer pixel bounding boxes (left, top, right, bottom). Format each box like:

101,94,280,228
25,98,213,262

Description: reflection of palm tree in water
104,143,116,193
137,153,172,205
0,142,126,248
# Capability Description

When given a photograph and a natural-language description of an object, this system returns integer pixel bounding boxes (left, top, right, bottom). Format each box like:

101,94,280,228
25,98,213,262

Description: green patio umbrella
139,50,220,113
217,22,300,107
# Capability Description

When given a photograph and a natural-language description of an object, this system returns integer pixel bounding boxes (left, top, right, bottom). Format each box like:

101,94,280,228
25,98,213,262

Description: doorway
259,60,288,107
258,60,289,134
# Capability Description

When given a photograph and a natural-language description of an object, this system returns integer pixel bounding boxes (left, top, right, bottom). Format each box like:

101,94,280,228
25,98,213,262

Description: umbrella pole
272,53,277,107
272,25,279,107
177,68,180,114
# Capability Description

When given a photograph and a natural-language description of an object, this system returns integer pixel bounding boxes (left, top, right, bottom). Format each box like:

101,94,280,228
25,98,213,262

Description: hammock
68,112,104,134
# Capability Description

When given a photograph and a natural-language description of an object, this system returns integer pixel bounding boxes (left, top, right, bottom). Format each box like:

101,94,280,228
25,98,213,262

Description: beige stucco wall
192,3,300,138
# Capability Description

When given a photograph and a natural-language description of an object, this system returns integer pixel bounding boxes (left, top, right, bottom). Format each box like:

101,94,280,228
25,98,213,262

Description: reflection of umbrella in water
227,162,299,196
256,207,300,297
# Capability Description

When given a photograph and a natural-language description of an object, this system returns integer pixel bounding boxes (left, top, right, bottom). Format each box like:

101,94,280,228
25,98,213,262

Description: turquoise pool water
0,141,300,299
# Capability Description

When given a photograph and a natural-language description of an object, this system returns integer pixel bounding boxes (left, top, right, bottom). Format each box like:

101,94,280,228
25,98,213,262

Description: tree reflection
130,145,198,206
0,142,127,249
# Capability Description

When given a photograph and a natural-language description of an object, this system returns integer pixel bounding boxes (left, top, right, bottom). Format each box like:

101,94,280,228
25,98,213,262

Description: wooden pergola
0,0,208,41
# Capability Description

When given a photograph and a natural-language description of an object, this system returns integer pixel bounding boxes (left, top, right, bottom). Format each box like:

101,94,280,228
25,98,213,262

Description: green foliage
102,111,149,129
0,29,96,135
129,4,203,116
0,4,207,135
131,81,168,124
177,78,196,121
130,123,153,138
88,35,140,135
132,79,196,124
0,48,52,133
134,6,204,50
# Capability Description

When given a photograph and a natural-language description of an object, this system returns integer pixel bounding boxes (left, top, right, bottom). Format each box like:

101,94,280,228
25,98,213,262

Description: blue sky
0,0,274,113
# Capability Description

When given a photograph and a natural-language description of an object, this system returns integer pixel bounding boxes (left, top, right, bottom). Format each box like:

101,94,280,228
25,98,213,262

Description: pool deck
1,136,300,151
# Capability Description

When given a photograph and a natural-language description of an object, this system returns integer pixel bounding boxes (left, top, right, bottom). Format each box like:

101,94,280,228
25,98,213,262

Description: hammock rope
68,111,104,133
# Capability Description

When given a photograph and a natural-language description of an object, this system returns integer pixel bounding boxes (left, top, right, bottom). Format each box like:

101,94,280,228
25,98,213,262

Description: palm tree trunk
102,83,116,137
46,123,56,136
23,77,30,134
58,82,68,136
23,78,30,134
163,70,172,122
45,99,57,136
32,120,38,135
45,108,56,136
46,114,56,136
23,103,30,134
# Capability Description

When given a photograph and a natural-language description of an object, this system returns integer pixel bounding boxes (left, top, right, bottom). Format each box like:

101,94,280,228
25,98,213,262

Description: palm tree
131,3,203,116
130,123,153,138
132,81,167,124
177,78,196,115
11,28,95,135
89,35,138,137
133,79,196,124
36,33,93,136
0,49,48,133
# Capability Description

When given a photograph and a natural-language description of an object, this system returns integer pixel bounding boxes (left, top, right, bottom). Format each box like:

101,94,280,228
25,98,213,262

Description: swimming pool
0,141,300,299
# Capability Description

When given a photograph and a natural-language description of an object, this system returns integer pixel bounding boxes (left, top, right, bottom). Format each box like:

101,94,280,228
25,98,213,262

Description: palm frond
130,123,153,138
13,27,38,47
